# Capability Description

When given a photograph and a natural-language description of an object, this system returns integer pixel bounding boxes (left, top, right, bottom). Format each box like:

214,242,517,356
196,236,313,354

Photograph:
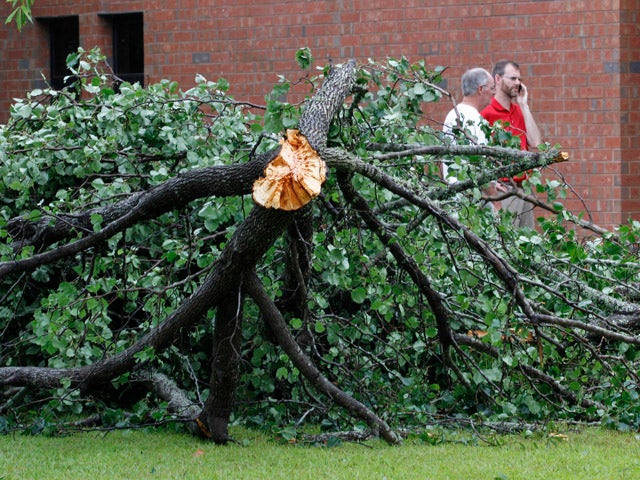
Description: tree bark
197,287,245,443
0,59,413,443
244,270,402,445
137,371,201,434
276,206,314,319
0,206,294,389
1,152,278,276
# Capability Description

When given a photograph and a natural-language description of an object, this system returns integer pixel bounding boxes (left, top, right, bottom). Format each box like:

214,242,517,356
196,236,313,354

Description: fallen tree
1,49,639,443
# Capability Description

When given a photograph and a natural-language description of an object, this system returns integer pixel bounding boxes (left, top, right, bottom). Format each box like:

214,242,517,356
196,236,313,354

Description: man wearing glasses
481,59,543,228
441,67,496,183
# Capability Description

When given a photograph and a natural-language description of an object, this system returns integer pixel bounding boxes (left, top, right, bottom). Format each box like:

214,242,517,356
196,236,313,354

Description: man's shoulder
445,104,481,124
443,108,458,125
443,104,488,144
457,103,482,117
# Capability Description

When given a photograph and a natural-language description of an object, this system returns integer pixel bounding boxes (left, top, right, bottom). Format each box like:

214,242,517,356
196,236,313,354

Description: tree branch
325,146,538,320
243,269,402,445
454,333,599,409
0,206,293,389
1,154,278,276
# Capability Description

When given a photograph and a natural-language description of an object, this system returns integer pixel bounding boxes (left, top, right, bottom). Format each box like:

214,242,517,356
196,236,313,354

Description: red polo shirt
481,97,528,182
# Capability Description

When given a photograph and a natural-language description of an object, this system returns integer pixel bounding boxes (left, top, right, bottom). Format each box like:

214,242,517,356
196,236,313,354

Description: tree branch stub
252,129,326,211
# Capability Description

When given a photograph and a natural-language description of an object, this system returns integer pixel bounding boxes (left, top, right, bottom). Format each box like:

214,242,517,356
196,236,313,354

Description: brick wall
620,0,640,220
0,0,638,228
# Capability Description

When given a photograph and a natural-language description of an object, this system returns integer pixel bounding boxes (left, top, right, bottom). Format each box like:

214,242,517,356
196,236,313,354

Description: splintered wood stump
252,129,326,210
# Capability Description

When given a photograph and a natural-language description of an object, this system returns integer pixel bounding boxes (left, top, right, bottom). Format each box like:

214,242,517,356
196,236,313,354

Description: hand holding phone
516,83,528,106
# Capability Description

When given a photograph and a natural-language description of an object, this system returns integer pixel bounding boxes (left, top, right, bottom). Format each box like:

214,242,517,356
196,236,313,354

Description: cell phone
518,84,523,93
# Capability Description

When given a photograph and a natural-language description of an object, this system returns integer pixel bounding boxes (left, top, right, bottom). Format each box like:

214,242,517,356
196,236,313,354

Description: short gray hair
460,68,491,96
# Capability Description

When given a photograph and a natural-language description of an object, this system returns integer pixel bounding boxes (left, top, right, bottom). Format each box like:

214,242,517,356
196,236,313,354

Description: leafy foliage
2,48,640,438
4,0,34,31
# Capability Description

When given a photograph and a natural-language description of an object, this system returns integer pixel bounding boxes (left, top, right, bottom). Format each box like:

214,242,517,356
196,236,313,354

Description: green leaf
134,347,156,363
90,213,103,232
351,287,367,304
295,47,313,70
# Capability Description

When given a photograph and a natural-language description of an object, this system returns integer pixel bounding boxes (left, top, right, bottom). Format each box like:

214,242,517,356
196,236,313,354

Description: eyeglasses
481,84,496,92
502,76,521,82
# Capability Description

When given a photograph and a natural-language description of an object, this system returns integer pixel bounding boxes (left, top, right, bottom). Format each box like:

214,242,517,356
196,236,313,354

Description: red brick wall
620,0,640,221
0,0,638,228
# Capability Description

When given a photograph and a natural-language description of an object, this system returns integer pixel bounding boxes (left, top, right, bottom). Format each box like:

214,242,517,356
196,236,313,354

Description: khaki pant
501,189,535,229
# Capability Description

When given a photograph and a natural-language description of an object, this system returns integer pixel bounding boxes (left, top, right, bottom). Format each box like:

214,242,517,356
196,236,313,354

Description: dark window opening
38,16,79,90
101,12,144,87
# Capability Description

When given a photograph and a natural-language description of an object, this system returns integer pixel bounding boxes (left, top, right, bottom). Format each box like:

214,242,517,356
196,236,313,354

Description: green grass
1,426,639,479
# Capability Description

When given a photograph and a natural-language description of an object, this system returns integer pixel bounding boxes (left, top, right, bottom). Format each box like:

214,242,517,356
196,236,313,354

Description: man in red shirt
481,60,542,228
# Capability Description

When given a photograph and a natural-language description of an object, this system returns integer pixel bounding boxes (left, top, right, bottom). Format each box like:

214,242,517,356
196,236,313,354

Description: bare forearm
522,104,542,149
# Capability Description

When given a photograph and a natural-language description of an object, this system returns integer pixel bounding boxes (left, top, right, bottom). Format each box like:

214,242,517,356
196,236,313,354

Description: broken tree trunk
193,59,404,444
0,59,405,444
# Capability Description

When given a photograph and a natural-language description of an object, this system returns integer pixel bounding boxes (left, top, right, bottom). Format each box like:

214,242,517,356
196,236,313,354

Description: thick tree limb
371,142,567,164
532,313,640,345
533,265,640,316
299,59,357,151
243,270,402,445
0,153,277,276
336,171,455,347
135,371,201,434
197,288,245,443
0,206,293,389
371,143,567,199
325,146,537,321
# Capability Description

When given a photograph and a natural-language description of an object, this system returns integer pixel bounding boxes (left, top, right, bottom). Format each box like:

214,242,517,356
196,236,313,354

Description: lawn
1,425,639,479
